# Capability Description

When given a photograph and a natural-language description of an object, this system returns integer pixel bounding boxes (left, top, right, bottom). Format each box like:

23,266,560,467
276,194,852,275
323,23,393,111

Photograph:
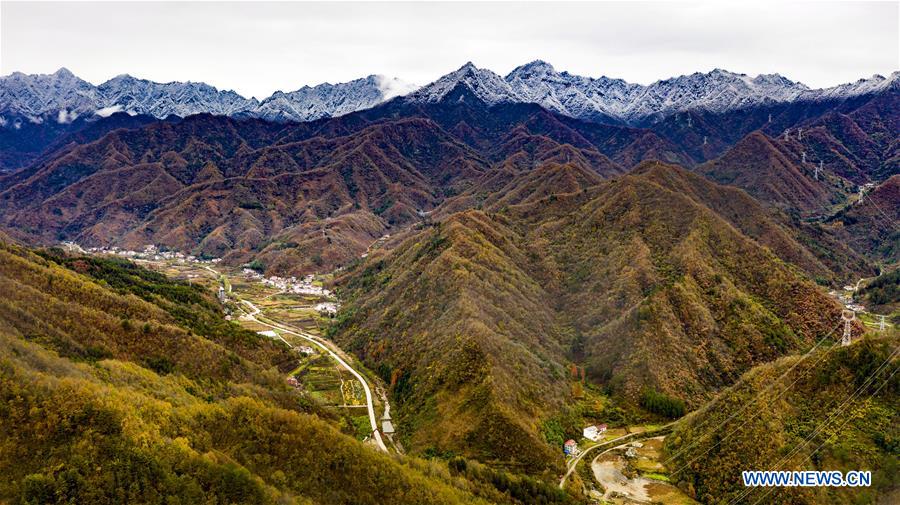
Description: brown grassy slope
0,116,488,274
634,161,873,282
827,174,900,263
697,131,840,216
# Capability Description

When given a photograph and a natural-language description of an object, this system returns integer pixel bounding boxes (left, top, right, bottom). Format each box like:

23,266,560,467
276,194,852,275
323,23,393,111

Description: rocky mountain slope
4,63,896,129
3,64,896,174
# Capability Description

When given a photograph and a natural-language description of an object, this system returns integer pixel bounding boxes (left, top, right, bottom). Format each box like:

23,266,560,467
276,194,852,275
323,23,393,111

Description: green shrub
640,388,686,419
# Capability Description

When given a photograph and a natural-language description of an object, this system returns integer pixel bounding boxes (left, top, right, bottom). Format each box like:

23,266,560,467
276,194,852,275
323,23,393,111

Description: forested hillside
0,241,577,505
665,336,899,504
332,161,849,472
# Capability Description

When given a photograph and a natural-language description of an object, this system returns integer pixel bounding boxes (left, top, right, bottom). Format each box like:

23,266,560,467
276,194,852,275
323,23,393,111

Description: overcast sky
2,1,897,98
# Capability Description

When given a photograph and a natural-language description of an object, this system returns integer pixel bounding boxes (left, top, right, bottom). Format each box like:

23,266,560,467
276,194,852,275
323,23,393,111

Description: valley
0,32,897,504
72,244,398,453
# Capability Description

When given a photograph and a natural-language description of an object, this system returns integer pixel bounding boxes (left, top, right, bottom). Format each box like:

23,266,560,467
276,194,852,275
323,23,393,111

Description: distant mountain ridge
2,63,897,128
408,61,899,124
0,69,413,125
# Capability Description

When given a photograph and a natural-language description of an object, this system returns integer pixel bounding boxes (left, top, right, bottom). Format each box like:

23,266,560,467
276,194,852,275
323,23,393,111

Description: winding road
559,423,674,489
201,264,389,453
241,299,389,453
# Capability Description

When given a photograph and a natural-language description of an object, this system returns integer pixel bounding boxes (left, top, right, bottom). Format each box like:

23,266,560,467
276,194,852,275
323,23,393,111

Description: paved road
241,300,389,453
559,423,674,489
201,264,388,453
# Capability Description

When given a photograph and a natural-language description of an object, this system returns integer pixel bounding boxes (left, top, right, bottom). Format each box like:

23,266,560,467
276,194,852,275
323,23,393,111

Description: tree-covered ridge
333,161,847,473
0,242,577,504
860,268,900,309
665,336,899,504
336,210,571,475
0,243,296,404
39,250,297,375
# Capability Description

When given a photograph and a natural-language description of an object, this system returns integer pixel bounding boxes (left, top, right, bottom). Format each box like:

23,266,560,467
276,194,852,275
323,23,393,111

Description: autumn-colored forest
0,241,575,504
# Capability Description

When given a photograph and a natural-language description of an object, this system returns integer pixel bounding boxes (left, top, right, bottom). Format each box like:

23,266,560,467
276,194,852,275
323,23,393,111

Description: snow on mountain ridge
501,62,820,121
403,62,522,105
255,74,398,122
97,74,259,118
1,64,896,127
0,70,418,124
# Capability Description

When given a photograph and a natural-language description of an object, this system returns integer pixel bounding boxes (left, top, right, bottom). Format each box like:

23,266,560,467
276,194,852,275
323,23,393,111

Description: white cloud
95,105,124,117
375,75,419,101
56,109,78,124
0,116,6,127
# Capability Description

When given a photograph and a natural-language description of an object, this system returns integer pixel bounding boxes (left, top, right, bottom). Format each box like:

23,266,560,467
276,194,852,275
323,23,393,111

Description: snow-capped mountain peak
404,62,519,105
255,74,417,122
1,64,896,128
96,74,259,118
0,68,99,122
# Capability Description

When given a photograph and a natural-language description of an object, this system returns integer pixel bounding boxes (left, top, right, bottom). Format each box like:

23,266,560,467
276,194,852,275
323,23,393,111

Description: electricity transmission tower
798,128,803,141
841,310,855,346
815,161,822,180
879,315,886,331
802,152,806,164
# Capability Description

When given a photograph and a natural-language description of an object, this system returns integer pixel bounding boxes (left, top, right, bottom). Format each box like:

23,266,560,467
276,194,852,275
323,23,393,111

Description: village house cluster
242,270,341,316
64,242,223,265
243,270,334,297
564,424,608,456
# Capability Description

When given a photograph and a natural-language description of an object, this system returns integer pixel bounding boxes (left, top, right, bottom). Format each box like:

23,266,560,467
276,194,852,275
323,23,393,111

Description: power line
726,344,900,505
863,195,900,233
662,323,841,468
666,326,843,477
745,355,898,505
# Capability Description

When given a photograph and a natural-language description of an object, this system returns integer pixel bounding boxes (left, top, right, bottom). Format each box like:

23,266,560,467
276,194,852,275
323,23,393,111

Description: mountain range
0,68,413,126
3,63,897,128
0,57,897,502
1,62,895,274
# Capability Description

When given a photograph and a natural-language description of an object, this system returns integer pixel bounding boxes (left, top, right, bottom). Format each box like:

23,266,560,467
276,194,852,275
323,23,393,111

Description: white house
583,424,607,441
